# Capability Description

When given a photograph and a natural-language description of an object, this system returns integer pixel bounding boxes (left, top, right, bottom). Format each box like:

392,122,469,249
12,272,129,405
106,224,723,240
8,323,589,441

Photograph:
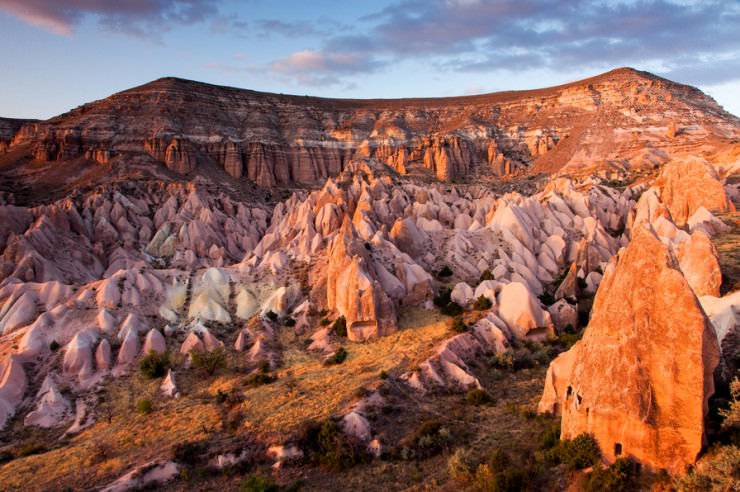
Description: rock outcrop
539,227,720,474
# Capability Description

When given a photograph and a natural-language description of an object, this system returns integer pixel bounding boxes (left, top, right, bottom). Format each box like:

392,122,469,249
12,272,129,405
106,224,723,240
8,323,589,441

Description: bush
379,370,388,380
434,287,453,307
245,372,277,387
172,440,208,466
137,398,153,415
401,420,452,459
479,269,494,282
438,265,453,277
467,388,494,405
474,295,493,310
451,317,468,333
284,317,296,327
441,302,464,317
332,316,347,337
190,347,227,375
139,351,170,379
586,458,637,492
539,421,561,450
240,474,279,492
676,445,740,492
490,351,514,370
325,347,348,366
49,340,60,351
265,311,278,322
364,241,372,251
538,292,556,306
447,448,473,482
302,419,365,471
320,318,331,326
547,433,601,469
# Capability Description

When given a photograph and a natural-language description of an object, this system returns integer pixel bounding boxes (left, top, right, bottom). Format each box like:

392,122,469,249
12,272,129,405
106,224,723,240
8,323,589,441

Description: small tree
190,347,227,375
474,295,493,310
140,351,170,379
137,398,153,415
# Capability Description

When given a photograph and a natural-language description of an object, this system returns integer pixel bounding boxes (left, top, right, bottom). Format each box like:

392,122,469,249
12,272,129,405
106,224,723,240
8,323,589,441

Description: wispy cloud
263,0,740,87
0,0,221,38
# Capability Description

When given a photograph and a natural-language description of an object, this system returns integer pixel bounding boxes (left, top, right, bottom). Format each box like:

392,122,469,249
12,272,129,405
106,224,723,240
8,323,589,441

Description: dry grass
231,307,450,440
0,308,450,491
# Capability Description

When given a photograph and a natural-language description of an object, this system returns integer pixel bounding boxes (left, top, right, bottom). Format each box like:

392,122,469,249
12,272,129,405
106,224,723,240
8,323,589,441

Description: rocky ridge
2,68,738,188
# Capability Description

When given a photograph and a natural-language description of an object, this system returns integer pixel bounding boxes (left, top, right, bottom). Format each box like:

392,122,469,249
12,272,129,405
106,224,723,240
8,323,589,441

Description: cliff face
3,68,738,185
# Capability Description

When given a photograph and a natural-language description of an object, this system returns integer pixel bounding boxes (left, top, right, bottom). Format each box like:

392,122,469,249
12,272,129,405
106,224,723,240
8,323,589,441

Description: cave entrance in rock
614,442,622,456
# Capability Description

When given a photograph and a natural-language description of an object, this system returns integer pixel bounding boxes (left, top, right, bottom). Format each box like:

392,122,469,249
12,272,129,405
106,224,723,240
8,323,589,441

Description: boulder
497,282,554,340
675,230,722,298
656,157,733,226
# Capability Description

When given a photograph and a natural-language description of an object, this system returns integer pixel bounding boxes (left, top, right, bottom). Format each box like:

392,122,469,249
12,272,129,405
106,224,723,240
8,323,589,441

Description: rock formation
2,69,737,188
539,227,721,474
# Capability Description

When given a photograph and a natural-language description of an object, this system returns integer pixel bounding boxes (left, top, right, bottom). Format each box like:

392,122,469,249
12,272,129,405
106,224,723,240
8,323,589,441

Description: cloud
266,0,740,87
0,0,220,37
269,49,387,86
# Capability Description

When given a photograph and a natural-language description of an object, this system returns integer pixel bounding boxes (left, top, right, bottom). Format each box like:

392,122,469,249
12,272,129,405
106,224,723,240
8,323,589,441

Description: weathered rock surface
4,68,737,186
539,227,720,474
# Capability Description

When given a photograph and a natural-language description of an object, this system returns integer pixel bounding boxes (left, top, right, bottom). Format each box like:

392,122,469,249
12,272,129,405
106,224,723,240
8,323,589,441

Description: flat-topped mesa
538,226,720,474
4,68,737,185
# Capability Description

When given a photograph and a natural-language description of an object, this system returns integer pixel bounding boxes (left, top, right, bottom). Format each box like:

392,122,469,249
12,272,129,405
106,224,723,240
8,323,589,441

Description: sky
0,0,739,119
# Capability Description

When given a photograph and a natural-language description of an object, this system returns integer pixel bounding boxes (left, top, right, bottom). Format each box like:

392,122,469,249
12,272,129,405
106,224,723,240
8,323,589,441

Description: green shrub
379,370,388,380
49,340,60,351
364,241,372,251
139,351,170,379
332,316,347,337
265,311,278,322
303,419,365,471
320,318,331,326
490,351,514,370
240,474,279,492
137,398,153,415
587,458,637,492
284,317,296,327
438,265,453,277
441,302,464,317
676,445,740,492
479,269,494,282
539,421,561,450
451,316,468,333
401,420,452,459
0,450,13,464
190,347,227,375
325,347,348,366
547,433,601,469
474,295,493,310
467,388,494,405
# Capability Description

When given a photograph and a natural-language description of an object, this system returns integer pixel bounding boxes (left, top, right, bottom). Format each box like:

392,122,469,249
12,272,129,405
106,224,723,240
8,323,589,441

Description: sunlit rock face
4,68,737,186
540,227,720,475
656,157,735,226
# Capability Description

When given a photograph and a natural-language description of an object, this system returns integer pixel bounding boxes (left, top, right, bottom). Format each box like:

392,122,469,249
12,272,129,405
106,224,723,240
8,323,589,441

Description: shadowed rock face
540,226,720,474
3,68,738,185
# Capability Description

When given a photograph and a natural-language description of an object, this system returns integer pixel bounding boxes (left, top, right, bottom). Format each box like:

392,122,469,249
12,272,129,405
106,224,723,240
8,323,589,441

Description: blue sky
0,0,739,119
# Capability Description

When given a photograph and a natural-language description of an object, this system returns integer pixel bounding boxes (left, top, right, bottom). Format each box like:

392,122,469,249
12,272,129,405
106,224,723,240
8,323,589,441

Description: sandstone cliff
3,68,737,186
539,226,721,474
